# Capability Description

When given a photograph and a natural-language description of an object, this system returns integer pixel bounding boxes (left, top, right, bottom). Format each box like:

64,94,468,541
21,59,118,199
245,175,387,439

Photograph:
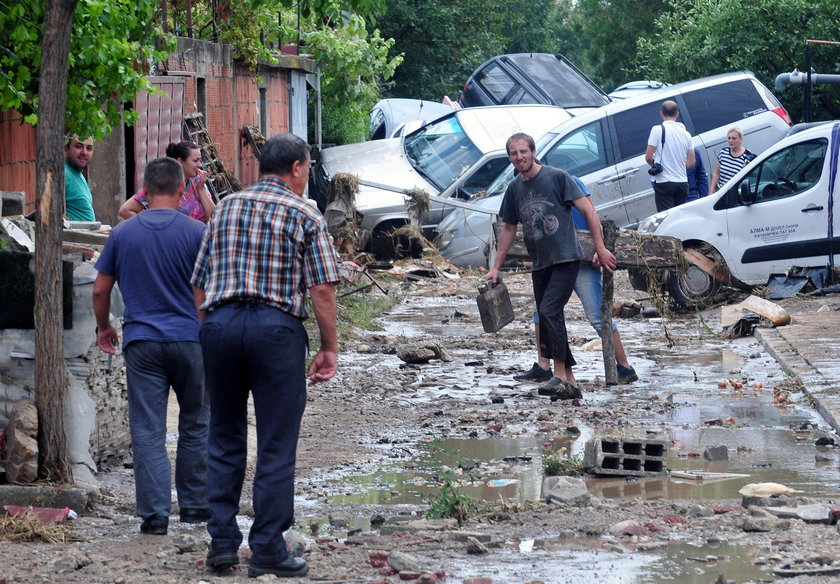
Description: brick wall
0,110,37,213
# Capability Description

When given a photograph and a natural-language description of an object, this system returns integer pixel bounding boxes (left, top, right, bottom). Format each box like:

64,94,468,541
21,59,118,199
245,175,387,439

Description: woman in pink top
119,141,216,222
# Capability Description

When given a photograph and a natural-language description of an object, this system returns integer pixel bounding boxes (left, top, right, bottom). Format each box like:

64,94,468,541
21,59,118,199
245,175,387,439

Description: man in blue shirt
64,135,96,221
92,157,209,536
687,147,709,202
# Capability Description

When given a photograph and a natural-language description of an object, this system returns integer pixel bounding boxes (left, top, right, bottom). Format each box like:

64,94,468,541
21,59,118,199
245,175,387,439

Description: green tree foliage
374,0,507,101
0,0,171,139
570,0,669,91
184,1,399,145
635,0,840,120
304,15,402,144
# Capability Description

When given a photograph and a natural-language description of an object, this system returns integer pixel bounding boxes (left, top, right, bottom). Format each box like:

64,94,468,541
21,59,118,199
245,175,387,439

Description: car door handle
621,168,640,177
801,204,824,212
596,175,623,185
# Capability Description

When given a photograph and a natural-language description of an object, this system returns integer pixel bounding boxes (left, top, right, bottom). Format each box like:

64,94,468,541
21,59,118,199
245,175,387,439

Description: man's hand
96,325,119,354
593,247,618,273
307,349,337,385
484,268,500,285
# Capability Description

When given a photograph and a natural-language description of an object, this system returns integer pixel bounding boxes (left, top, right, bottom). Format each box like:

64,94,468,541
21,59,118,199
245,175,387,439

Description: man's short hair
660,100,680,117
506,132,536,154
260,133,310,176
144,157,185,197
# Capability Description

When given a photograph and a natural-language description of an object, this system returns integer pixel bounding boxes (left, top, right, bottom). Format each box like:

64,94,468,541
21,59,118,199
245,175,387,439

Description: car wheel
667,259,721,310
371,223,423,260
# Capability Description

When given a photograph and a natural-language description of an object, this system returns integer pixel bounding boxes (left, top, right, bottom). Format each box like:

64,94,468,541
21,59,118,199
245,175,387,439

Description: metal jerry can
476,279,514,333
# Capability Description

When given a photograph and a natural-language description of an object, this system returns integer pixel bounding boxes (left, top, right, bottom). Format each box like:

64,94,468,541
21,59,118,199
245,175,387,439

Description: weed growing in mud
424,442,483,525
542,452,584,477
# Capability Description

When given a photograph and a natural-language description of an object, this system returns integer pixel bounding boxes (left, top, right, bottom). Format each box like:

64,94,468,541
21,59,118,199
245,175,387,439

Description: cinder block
584,437,669,477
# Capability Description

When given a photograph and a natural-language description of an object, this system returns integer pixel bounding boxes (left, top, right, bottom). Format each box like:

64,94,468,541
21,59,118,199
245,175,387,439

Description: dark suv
459,53,610,110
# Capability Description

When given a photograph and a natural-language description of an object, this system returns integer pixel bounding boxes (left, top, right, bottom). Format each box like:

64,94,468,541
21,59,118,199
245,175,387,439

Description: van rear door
682,78,787,169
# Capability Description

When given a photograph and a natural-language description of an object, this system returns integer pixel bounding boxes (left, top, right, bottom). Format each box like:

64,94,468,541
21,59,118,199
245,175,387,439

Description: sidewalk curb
755,323,840,435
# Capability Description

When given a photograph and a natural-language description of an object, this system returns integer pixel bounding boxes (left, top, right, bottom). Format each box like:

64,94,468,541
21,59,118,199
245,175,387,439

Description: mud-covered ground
4,269,840,584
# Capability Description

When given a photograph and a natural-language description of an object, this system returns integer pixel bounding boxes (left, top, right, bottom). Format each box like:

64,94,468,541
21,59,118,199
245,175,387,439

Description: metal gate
132,77,185,192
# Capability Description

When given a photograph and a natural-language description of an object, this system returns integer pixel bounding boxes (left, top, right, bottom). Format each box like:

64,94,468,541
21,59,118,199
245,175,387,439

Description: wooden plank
492,223,683,269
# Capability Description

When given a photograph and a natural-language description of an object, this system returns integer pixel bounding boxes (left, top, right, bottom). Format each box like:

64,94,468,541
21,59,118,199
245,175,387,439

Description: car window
460,157,511,196
512,56,609,107
403,116,482,191
474,63,518,105
682,79,767,134
612,98,680,161
736,138,827,203
542,121,608,177
369,108,386,140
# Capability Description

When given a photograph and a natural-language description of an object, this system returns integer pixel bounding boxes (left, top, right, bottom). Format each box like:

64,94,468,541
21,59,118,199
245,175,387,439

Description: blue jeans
532,261,580,368
574,263,619,334
123,340,209,519
200,302,308,562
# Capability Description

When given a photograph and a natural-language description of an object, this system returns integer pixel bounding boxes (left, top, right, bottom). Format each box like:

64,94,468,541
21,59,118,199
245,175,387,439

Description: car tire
667,259,721,310
371,223,423,261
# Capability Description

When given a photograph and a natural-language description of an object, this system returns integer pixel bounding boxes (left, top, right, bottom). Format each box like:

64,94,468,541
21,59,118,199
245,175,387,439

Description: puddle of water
327,434,588,506
454,540,769,584
378,296,490,338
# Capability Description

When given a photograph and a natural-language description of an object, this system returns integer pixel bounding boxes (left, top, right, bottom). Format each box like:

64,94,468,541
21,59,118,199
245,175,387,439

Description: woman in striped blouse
709,127,756,195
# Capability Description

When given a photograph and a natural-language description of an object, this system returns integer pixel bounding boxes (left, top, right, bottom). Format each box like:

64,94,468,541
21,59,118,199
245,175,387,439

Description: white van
633,121,839,307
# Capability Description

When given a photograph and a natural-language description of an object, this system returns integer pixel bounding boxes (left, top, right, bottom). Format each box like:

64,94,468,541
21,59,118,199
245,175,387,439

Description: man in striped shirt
191,133,340,578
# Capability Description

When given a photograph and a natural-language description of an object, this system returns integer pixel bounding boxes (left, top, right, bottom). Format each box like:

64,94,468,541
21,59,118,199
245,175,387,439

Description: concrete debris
703,445,729,461
396,342,453,364
6,399,38,483
543,476,592,507
387,550,421,573
465,536,489,554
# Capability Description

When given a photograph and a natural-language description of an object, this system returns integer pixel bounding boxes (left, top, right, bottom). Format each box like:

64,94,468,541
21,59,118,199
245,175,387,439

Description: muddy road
4,270,840,584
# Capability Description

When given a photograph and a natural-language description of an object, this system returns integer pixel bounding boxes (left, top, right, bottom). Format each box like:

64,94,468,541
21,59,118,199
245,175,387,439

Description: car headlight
435,229,455,250
637,211,669,234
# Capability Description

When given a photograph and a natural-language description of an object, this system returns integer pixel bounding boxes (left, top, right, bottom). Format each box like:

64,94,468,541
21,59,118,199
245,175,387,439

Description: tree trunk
34,0,79,483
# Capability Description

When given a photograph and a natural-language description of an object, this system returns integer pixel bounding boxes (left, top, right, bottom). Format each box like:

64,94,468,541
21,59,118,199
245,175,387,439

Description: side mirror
738,181,755,206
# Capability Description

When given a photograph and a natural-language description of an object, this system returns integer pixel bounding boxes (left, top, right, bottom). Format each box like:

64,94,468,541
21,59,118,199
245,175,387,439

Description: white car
314,105,577,257
633,121,839,308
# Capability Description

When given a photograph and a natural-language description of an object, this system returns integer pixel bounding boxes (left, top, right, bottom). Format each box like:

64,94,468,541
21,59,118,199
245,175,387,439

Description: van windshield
403,116,482,191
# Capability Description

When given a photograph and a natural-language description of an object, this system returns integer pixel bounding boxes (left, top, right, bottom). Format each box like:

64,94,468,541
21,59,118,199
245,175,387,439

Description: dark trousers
123,340,208,519
654,181,689,212
532,261,580,368
200,302,308,562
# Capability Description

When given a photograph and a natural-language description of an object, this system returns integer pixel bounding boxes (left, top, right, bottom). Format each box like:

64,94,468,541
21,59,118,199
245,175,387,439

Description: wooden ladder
183,113,241,200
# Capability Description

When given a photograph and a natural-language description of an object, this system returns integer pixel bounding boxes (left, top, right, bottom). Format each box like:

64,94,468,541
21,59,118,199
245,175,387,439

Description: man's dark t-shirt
499,165,584,271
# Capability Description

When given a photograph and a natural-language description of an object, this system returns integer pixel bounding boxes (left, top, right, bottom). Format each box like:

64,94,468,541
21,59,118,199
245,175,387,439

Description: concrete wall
0,258,130,488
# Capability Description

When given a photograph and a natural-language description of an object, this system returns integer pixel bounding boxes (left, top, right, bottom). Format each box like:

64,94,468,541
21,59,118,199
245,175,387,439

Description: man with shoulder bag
645,100,695,212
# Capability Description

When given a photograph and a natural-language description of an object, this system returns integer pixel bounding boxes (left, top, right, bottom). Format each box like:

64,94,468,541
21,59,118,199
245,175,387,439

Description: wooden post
600,220,618,385
34,0,78,483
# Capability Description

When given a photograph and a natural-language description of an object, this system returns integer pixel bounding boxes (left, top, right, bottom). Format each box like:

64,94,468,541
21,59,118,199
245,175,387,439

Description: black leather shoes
180,508,212,523
248,556,309,578
206,546,239,573
140,515,168,535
